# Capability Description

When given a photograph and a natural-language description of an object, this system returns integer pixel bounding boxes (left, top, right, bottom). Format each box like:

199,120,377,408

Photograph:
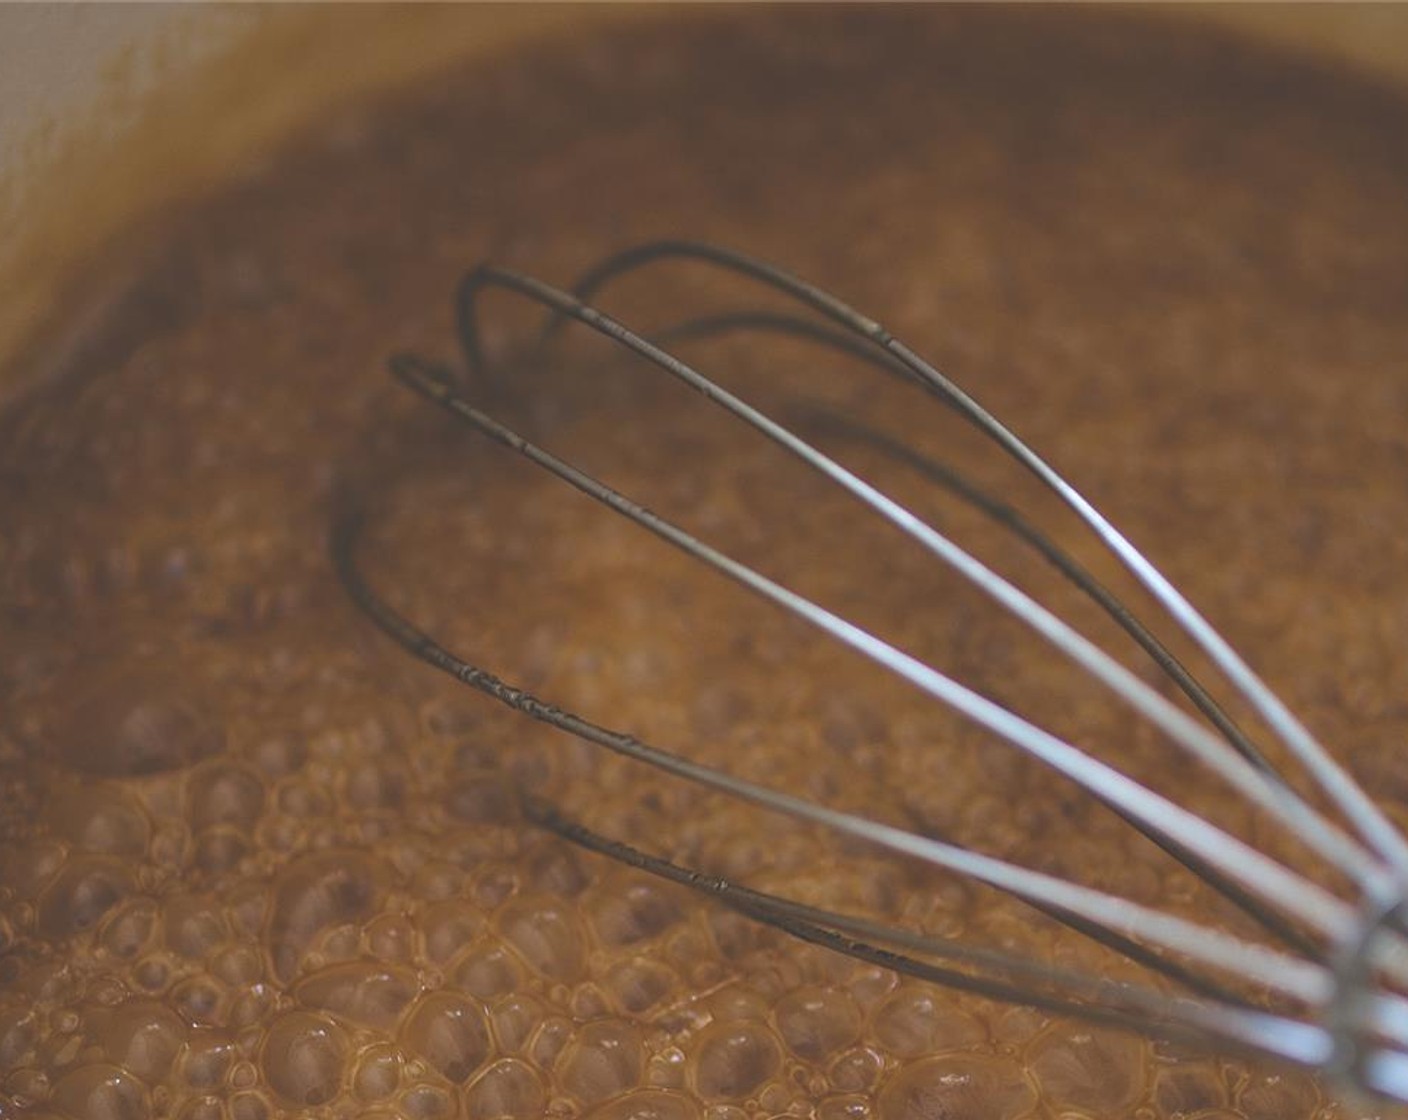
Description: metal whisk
332,240,1408,1104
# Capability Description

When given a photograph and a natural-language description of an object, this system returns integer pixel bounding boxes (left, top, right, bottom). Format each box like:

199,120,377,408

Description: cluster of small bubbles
185,760,265,877
0,778,1224,1120
6,6,1398,1118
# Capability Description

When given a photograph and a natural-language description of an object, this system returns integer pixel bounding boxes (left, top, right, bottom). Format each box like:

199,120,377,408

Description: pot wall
1,4,1406,392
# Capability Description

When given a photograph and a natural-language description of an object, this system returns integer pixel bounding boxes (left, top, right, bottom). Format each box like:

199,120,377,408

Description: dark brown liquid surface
4,8,1408,1120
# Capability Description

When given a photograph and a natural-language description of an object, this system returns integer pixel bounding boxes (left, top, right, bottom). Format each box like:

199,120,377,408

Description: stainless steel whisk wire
332,240,1408,1102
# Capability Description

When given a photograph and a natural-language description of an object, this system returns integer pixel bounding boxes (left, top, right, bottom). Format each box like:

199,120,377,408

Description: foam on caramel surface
4,8,1408,1119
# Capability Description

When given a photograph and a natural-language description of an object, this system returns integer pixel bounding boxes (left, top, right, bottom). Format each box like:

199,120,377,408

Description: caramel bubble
132,952,172,993
489,994,547,1054
294,960,419,1030
464,1058,547,1120
266,849,383,981
871,988,986,1058
162,894,228,960
250,736,305,780
51,1062,150,1120
528,1016,573,1070
1154,1063,1228,1114
46,785,150,856
451,939,522,1000
0,999,38,1069
691,1021,782,1102
398,1083,455,1119
178,1029,238,1089
193,828,248,875
556,1019,645,1104
174,1093,221,1120
1028,1026,1147,1115
774,986,861,1062
54,667,222,777
585,877,683,947
421,899,487,965
261,1011,348,1107
226,884,268,939
94,997,187,1082
828,1047,883,1094
877,1055,1036,1120
37,856,136,940
818,1096,869,1120
170,976,225,1026
365,912,417,963
706,987,770,1025
186,761,265,831
1235,1071,1321,1120
229,1091,271,1120
445,770,516,825
524,843,588,897
605,958,676,1015
471,866,518,911
495,895,584,981
584,1089,702,1120
99,898,158,959
209,943,262,986
401,991,492,1084
3,837,66,900
345,759,406,811
353,1042,403,1101
569,982,610,1021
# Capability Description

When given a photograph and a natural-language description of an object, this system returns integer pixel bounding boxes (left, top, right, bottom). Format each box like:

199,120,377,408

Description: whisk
332,240,1408,1105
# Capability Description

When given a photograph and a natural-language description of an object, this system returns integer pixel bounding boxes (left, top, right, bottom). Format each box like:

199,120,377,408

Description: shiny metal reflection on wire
332,239,1408,1105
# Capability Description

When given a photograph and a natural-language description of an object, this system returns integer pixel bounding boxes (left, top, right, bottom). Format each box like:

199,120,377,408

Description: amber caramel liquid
4,8,1408,1120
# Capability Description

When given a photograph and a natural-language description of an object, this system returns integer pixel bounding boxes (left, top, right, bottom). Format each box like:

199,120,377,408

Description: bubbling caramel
4,7,1408,1120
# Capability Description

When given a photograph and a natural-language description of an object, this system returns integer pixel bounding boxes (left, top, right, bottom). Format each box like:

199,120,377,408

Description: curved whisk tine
452,260,1381,912
333,384,1345,992
334,481,1408,1091
540,797,1408,1096
530,239,1408,874
333,475,1346,1016
339,243,1408,1105
526,798,1334,1067
648,308,1271,775
629,310,1321,960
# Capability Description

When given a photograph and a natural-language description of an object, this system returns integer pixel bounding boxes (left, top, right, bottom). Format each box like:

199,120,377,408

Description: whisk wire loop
525,798,1337,1067
644,313,1319,959
336,242,1408,1102
651,311,1269,776
456,259,1384,914
382,348,1342,993
333,489,1361,1075
545,240,1408,877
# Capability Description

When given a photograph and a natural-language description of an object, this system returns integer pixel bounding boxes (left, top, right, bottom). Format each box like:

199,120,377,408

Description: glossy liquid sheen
4,9,1408,1120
